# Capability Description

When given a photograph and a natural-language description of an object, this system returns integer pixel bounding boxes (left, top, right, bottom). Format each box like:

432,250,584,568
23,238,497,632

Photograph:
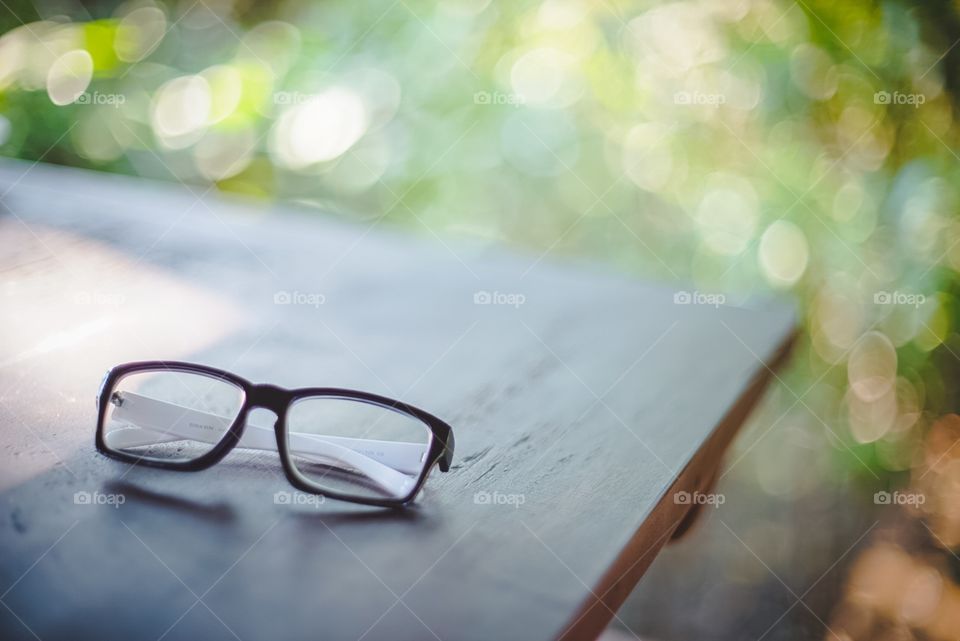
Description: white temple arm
106,391,428,498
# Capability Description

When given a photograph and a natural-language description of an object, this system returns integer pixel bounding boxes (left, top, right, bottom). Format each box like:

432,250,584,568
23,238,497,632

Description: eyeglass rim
95,360,455,508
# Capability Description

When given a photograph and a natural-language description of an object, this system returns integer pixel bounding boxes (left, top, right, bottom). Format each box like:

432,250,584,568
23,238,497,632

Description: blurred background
2,0,960,639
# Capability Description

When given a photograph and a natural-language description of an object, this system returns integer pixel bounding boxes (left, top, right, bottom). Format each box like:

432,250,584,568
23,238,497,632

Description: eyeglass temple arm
106,391,427,498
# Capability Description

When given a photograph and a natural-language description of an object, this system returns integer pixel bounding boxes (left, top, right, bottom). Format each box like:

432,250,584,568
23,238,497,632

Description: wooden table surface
0,159,795,641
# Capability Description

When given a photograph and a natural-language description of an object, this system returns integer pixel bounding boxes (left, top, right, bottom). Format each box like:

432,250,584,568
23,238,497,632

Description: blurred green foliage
3,0,960,481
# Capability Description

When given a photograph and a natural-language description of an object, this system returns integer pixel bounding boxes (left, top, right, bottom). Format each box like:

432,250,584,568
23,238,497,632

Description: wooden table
0,160,795,641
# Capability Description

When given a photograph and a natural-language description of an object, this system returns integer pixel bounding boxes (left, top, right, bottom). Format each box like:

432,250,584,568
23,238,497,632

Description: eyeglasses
94,361,455,507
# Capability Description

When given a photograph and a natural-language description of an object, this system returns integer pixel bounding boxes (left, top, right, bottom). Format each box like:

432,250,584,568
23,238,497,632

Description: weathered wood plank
0,160,795,641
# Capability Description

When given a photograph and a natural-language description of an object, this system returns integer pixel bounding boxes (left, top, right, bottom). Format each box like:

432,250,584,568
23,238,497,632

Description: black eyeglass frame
95,360,455,508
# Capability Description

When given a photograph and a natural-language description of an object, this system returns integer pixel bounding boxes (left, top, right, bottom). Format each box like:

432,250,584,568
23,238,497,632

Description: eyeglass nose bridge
245,384,292,415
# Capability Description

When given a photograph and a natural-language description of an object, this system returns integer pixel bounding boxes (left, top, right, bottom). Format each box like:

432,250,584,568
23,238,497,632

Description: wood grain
0,160,796,641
